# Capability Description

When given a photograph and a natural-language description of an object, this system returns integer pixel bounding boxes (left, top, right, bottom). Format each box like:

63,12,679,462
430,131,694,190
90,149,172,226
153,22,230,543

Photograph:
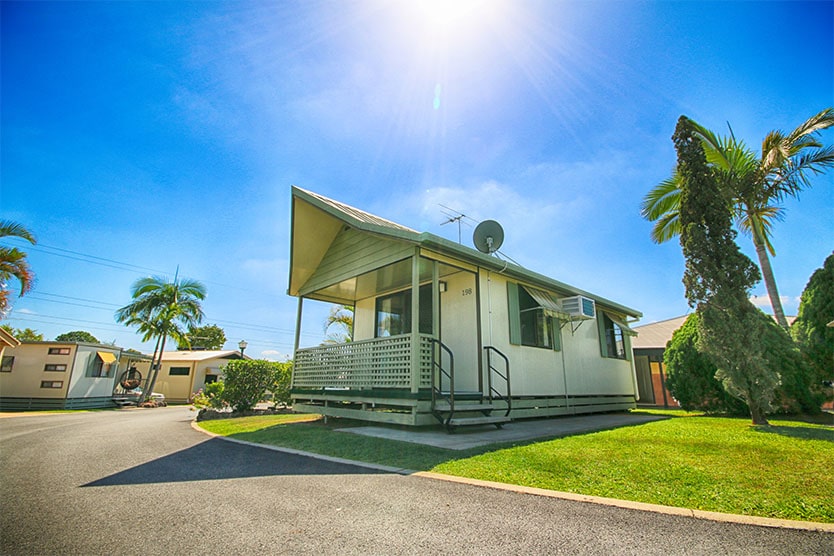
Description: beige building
0,342,151,410
152,350,247,403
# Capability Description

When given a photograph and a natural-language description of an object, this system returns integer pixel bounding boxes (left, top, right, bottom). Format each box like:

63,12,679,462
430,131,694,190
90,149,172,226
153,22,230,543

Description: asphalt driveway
1,406,831,555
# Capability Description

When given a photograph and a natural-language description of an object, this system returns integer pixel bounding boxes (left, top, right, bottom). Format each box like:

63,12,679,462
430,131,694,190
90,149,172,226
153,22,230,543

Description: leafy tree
664,313,747,415
666,313,821,415
55,330,99,343
220,359,285,412
0,324,43,342
177,323,227,350
115,274,206,403
642,108,834,328
675,115,778,425
0,220,37,318
792,252,834,402
324,305,353,344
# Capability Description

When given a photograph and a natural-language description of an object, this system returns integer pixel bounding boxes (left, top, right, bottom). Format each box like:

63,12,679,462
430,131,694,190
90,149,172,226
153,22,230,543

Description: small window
48,347,71,355
88,352,116,377
169,366,190,376
1,356,13,372
44,364,67,372
40,380,63,389
507,283,561,350
597,312,628,360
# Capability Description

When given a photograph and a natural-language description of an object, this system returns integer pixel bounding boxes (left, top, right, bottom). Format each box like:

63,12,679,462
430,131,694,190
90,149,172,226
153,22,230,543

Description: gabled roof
299,188,418,236
290,186,641,319
632,315,689,349
0,327,20,348
632,313,797,349
159,350,244,362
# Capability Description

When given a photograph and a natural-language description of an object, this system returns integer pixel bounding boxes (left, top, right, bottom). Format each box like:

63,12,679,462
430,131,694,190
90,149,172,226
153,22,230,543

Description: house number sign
462,288,473,296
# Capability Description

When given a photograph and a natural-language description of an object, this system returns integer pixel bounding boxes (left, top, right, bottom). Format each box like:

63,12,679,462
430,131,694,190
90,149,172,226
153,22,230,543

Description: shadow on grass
753,424,834,442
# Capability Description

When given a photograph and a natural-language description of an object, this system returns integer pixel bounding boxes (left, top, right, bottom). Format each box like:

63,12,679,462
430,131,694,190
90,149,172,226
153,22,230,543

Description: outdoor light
238,339,248,356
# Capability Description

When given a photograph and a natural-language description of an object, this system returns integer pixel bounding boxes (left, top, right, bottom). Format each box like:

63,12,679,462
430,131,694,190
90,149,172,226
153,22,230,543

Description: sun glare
404,0,506,40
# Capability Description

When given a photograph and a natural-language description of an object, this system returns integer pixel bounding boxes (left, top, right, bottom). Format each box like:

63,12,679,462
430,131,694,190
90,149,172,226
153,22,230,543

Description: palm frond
0,221,36,244
650,211,681,244
641,173,682,221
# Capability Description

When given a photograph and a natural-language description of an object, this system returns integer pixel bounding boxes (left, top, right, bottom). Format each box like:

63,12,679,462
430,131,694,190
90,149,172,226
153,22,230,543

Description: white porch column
291,296,303,387
410,250,420,393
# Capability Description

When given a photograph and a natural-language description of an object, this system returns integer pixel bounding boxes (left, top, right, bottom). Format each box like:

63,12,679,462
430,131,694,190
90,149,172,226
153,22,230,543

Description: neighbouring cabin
152,350,248,403
0,342,151,411
289,187,642,428
631,316,686,409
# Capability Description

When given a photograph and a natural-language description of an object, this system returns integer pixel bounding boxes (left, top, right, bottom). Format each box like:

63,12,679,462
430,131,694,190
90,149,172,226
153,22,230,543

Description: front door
439,270,480,393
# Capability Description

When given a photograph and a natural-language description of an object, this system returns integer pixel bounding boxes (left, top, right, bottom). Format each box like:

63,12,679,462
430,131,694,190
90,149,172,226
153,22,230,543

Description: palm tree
0,221,37,318
642,108,834,328
324,304,354,344
115,275,206,402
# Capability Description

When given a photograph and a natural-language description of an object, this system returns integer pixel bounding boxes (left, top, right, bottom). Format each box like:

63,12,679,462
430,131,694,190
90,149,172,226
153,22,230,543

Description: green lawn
196,410,834,523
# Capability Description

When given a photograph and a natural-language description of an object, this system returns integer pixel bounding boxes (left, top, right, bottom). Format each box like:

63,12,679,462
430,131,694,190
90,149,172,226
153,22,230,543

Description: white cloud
260,349,290,362
749,295,801,315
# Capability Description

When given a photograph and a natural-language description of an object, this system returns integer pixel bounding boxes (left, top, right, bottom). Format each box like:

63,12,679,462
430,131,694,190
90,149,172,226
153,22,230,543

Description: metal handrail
429,338,455,422
484,346,511,416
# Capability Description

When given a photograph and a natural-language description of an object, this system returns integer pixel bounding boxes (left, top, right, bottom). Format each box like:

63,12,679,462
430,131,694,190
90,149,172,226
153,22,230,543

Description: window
375,284,433,337
40,380,63,389
1,356,13,372
48,347,70,355
44,364,67,372
507,283,561,350
88,351,116,377
597,312,631,360
169,366,190,376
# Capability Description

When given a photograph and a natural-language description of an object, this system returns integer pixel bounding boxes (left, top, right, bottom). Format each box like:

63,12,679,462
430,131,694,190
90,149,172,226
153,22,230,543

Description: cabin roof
290,186,642,319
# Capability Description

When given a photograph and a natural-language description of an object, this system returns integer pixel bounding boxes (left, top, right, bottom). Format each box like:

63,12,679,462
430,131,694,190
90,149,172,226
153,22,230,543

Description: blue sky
2,0,832,360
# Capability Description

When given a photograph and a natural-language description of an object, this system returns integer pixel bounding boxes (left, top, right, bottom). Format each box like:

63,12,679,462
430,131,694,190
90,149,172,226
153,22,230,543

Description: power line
0,240,270,295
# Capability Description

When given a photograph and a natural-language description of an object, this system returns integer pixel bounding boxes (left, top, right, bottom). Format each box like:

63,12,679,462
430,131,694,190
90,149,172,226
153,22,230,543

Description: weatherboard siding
300,228,414,296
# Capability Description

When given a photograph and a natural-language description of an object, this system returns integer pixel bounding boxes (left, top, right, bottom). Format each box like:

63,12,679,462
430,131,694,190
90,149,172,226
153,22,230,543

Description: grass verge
196,411,834,523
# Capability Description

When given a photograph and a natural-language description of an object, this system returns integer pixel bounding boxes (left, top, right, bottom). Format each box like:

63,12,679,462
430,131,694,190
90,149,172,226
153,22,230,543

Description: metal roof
290,186,642,319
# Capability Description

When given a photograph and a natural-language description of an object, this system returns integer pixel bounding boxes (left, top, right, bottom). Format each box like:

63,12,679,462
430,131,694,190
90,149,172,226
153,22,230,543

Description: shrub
220,359,283,412
271,361,293,406
664,313,747,415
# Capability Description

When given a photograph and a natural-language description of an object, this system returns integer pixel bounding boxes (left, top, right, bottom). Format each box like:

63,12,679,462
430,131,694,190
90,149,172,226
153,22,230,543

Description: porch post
432,260,440,338
410,250,420,393
291,296,303,387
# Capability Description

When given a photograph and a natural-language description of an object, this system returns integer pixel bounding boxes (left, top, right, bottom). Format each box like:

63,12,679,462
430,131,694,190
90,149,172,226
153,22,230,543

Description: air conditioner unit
560,295,596,320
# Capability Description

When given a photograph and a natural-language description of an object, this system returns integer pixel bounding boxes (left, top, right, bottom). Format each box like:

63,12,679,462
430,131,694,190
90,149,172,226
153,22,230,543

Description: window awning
97,351,117,364
522,286,570,319
610,316,638,336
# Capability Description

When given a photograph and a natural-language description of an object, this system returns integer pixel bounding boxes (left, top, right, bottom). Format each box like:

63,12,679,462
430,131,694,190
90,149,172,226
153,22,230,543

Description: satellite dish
473,220,504,254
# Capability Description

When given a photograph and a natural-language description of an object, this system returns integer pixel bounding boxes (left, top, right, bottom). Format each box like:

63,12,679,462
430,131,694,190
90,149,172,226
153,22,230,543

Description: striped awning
522,286,569,319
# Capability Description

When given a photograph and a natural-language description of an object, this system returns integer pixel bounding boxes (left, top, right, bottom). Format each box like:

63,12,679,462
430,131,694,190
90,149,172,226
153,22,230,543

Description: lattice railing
294,334,433,390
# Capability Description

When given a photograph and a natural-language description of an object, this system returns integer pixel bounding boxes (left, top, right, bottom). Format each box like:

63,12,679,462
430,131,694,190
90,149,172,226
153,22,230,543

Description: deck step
447,415,512,427
433,402,497,413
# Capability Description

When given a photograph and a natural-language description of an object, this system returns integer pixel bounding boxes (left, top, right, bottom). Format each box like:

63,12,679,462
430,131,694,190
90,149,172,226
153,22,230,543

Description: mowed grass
197,411,834,523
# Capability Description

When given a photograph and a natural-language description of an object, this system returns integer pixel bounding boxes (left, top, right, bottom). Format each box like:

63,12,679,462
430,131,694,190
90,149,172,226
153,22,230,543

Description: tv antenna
439,204,467,244
473,220,504,255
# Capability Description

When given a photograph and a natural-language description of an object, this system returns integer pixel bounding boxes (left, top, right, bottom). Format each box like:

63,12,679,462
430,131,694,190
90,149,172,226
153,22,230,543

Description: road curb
191,421,834,533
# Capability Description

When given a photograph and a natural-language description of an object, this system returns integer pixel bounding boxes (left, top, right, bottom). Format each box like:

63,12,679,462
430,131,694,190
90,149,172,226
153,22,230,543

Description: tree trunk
752,233,789,329
139,335,162,404
144,334,167,403
749,402,769,426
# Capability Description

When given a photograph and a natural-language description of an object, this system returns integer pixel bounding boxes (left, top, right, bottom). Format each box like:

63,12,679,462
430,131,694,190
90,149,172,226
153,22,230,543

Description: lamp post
238,339,248,357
